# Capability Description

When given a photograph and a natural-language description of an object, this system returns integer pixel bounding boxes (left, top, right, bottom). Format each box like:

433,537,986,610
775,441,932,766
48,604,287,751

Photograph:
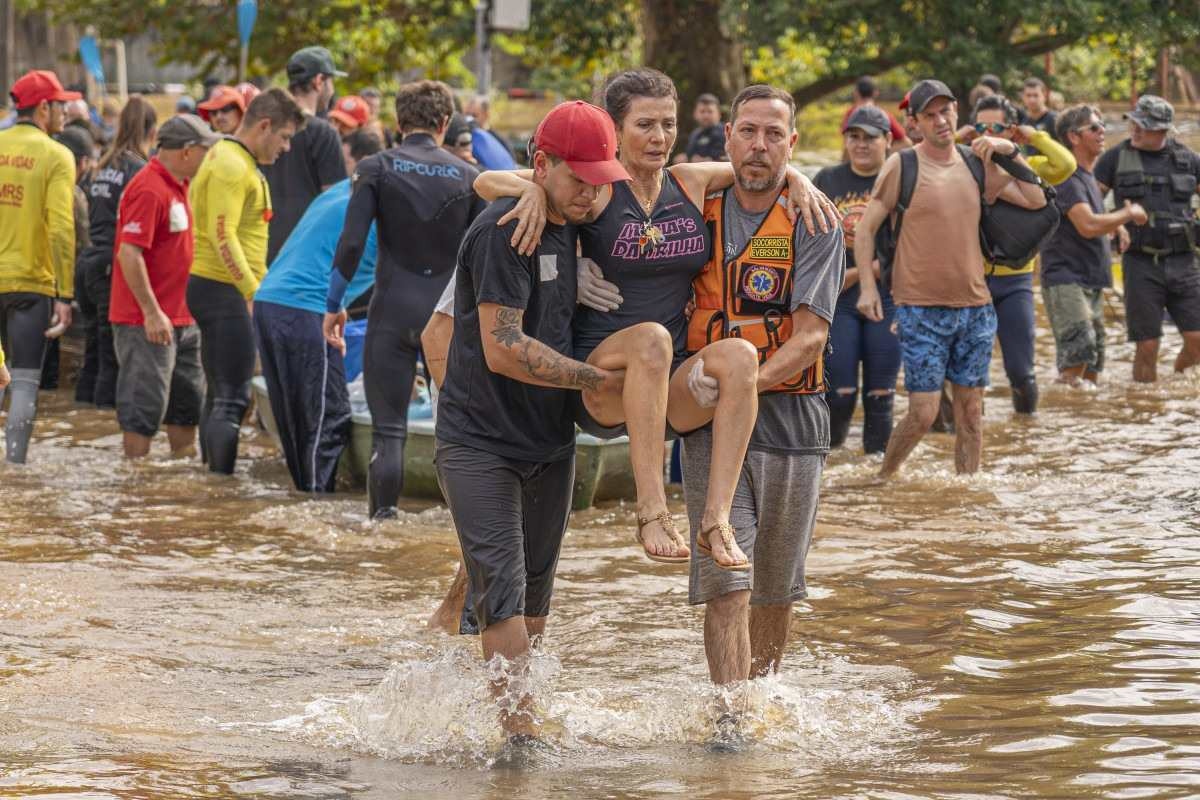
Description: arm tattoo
488,304,604,390
490,306,523,347
515,342,604,391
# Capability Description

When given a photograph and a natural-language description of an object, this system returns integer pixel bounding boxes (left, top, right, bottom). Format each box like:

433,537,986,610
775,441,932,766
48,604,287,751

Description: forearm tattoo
516,342,604,391
489,305,604,390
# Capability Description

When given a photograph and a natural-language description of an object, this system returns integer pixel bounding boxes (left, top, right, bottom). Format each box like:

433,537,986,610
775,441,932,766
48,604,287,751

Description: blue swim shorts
896,304,997,393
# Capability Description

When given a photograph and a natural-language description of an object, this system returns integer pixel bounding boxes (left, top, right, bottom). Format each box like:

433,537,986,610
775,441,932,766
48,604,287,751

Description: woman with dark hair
75,95,157,406
476,68,837,569
965,93,1075,413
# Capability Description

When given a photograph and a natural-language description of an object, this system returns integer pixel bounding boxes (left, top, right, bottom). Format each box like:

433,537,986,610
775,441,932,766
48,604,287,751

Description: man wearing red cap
328,95,369,137
0,70,80,463
433,100,629,746
196,85,247,136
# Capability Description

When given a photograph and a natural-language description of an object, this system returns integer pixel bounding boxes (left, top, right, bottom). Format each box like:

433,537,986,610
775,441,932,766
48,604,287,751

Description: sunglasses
973,122,1009,134
454,135,472,148
1074,122,1104,134
213,104,240,115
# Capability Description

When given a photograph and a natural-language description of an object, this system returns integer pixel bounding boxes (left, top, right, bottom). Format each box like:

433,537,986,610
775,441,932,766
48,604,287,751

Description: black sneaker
708,711,747,753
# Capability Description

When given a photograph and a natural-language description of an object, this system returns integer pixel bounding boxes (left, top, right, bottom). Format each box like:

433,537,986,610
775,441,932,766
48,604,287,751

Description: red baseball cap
196,85,246,121
10,70,81,109
533,101,630,186
329,95,369,130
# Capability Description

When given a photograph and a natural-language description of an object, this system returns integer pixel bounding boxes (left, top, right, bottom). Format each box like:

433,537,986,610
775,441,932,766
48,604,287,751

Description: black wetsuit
331,132,483,516
575,171,710,370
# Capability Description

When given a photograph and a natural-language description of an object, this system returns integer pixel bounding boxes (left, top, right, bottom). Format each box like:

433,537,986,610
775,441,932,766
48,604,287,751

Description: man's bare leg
428,560,468,634
482,616,538,737
879,390,940,477
668,340,759,567
1058,364,1087,384
166,424,196,457
704,589,751,685
123,431,152,459
1133,339,1160,383
749,603,792,678
951,384,984,474
1174,331,1200,373
582,322,683,558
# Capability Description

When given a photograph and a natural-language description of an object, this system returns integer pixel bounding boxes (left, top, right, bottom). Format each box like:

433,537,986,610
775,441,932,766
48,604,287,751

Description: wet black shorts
1123,253,1200,341
435,439,574,631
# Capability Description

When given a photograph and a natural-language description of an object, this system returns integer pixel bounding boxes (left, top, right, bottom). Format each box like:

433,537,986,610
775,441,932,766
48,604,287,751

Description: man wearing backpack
854,79,1047,477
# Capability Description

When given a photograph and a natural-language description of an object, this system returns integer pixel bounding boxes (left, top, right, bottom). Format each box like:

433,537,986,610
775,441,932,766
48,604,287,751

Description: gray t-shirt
722,191,845,454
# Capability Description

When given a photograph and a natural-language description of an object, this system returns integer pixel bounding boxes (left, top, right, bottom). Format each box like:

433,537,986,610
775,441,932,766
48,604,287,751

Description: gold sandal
636,511,690,564
697,522,750,571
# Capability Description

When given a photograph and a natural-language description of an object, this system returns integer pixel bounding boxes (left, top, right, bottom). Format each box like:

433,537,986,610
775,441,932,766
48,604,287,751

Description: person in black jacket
323,80,485,519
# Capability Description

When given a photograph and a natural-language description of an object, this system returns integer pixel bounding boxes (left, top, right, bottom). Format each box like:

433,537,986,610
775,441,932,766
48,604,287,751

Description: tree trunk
641,0,743,148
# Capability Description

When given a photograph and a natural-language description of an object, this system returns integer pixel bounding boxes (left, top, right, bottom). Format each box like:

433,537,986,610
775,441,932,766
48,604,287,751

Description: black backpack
878,145,1061,281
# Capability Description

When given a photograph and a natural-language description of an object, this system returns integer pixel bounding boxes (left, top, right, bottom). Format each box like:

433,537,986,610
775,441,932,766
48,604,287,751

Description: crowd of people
1,52,1199,750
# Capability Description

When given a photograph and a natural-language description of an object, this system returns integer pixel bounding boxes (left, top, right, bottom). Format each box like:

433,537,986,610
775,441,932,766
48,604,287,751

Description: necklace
631,173,665,256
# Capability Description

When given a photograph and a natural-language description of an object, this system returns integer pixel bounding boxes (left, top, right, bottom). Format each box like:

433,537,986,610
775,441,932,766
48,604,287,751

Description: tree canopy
21,0,1200,108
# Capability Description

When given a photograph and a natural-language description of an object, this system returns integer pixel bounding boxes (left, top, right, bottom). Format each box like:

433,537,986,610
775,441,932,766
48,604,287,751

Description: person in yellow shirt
0,70,79,463
187,88,305,474
964,94,1076,414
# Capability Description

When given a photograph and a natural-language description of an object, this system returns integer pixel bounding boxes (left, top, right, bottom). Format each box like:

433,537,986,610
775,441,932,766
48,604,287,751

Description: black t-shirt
812,161,877,271
262,114,347,262
685,124,726,161
333,133,483,331
436,198,579,463
576,172,709,368
85,151,147,254
1040,167,1111,289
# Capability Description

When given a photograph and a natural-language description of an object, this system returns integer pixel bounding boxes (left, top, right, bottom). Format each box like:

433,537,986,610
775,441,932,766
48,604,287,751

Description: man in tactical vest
680,85,845,741
1094,95,1200,382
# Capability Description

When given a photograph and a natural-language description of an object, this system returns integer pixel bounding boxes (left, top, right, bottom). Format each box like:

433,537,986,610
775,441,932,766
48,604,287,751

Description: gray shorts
113,323,205,437
1042,283,1106,373
682,427,824,606
435,439,574,631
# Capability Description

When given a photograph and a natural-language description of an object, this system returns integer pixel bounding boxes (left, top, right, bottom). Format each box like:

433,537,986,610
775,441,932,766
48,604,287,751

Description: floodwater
3,309,1200,799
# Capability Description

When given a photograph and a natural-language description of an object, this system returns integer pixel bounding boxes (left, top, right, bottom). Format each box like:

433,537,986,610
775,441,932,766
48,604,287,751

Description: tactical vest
686,188,824,394
1112,140,1200,259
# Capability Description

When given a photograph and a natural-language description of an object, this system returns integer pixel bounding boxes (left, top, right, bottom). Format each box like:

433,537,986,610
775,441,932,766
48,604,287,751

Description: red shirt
109,157,195,326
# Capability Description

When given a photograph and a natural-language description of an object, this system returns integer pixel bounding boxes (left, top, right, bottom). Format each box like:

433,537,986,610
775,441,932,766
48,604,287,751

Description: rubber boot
5,368,42,463
862,393,895,455
827,390,857,449
1010,375,1039,415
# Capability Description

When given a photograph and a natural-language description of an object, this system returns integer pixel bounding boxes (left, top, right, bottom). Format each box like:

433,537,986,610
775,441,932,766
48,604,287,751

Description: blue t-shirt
1040,166,1112,290
471,127,517,171
255,179,378,314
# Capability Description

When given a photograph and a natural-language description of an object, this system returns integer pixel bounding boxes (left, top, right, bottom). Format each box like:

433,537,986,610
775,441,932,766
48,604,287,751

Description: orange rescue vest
686,187,824,394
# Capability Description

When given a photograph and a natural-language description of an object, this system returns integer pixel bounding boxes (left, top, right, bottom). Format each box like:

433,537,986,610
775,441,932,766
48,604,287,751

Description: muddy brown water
2,293,1199,799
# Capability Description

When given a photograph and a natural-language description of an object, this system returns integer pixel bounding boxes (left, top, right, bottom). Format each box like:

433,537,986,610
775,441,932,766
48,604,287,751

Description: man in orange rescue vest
681,85,845,743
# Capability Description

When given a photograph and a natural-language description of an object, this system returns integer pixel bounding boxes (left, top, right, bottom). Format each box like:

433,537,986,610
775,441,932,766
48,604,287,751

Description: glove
687,358,720,408
577,258,623,312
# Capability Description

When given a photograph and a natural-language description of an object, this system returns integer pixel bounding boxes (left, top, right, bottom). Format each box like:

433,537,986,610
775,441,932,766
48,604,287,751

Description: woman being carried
476,69,837,569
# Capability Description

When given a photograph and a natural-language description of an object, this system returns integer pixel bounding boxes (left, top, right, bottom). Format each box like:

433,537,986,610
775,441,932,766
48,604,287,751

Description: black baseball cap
904,79,955,115
286,46,347,86
844,105,891,137
55,126,94,161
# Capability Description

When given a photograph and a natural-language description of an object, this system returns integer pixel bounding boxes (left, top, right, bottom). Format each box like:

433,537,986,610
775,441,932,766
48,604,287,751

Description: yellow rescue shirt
0,122,77,298
189,138,272,298
989,130,1077,277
